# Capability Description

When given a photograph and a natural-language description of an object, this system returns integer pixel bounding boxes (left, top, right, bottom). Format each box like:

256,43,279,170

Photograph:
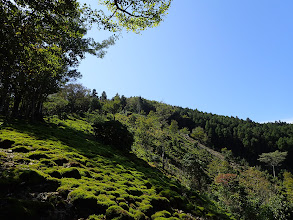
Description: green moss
106,205,134,220
0,117,232,219
126,187,144,197
134,211,147,220
88,214,105,220
28,152,50,160
40,159,57,167
149,197,170,212
119,202,129,210
138,204,153,216
11,146,31,153
159,190,187,210
151,210,171,219
15,157,31,164
47,170,62,179
68,188,102,217
53,157,69,166
61,167,81,179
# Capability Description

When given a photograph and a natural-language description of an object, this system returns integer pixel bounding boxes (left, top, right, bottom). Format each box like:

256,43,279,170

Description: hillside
1,86,293,219
0,116,230,220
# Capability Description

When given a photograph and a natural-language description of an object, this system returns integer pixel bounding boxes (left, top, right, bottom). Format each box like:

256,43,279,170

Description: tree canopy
100,0,172,33
0,0,172,120
258,150,288,177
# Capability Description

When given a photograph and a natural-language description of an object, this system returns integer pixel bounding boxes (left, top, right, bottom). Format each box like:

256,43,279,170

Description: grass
0,116,231,219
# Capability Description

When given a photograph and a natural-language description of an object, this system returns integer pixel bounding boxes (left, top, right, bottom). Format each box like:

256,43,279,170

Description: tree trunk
12,94,22,117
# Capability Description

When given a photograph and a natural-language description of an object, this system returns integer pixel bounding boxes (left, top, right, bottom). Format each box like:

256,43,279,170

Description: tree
91,89,98,98
190,126,208,144
92,120,134,150
43,83,91,116
101,0,172,33
0,0,172,120
169,120,179,134
100,91,108,102
62,84,91,114
0,0,115,119
258,150,288,178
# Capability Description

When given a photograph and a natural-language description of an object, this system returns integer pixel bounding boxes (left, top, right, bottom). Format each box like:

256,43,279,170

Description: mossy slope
0,117,231,219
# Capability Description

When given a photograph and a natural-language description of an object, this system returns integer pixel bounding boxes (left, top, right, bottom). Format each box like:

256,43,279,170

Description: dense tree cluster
0,0,171,120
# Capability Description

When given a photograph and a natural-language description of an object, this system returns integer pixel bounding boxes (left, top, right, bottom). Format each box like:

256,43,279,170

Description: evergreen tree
100,91,107,102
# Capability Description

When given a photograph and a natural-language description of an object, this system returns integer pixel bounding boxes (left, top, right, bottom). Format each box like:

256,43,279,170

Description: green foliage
258,150,288,177
101,0,172,33
3,109,291,220
283,172,293,204
0,0,114,119
1,0,172,120
169,120,179,134
190,127,208,144
92,120,134,150
258,150,288,167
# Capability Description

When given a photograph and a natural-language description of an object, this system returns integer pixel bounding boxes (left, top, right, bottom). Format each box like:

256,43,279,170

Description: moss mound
0,117,230,219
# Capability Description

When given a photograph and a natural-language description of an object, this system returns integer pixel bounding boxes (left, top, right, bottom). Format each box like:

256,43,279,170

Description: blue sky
78,0,293,123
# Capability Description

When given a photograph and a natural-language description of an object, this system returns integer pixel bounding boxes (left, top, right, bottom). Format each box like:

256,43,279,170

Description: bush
92,120,134,150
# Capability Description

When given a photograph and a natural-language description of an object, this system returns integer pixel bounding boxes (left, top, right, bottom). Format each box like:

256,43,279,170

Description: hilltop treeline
44,83,293,170
39,83,293,219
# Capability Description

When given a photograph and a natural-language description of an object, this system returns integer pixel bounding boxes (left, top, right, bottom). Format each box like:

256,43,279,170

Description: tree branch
113,0,149,18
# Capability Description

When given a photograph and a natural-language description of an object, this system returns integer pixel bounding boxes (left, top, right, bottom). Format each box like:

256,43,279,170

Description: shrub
92,120,134,150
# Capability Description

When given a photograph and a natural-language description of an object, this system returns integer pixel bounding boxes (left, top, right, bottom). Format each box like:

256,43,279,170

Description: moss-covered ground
0,116,231,219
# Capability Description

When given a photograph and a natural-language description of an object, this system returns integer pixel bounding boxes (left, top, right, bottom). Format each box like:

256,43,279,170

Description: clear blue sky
78,0,293,123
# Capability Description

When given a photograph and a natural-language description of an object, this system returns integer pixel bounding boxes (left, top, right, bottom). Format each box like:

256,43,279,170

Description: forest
1,0,293,219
